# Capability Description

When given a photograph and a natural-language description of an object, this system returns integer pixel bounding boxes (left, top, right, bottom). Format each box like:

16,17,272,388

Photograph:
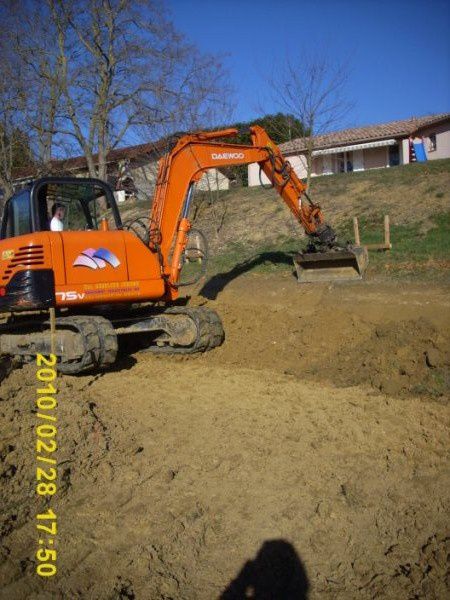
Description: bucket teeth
293,246,369,283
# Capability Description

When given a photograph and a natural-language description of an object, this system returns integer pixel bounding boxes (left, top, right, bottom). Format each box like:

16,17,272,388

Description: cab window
37,181,117,232
0,190,32,239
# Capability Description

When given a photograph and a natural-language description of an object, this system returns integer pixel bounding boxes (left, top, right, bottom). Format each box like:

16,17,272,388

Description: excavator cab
0,177,168,316
1,177,122,238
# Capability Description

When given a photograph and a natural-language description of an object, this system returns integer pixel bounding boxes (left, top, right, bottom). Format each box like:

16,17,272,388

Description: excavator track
1,306,222,375
144,306,225,354
56,316,102,375
91,316,119,370
57,315,118,375
0,315,118,375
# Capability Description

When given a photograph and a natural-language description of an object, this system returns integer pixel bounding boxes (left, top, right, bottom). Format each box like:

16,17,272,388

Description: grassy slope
191,159,450,281
118,159,450,282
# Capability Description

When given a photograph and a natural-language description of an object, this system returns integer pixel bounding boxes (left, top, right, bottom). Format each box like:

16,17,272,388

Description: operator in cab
50,203,65,231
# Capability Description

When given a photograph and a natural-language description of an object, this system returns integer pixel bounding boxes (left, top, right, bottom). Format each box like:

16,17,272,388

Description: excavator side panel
56,229,166,306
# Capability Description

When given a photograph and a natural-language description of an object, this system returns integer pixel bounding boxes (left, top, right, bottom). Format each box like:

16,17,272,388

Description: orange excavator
0,126,367,373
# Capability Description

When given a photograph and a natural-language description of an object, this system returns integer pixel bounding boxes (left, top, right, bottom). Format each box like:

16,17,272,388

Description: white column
322,154,332,175
401,138,410,165
353,149,364,171
288,154,308,179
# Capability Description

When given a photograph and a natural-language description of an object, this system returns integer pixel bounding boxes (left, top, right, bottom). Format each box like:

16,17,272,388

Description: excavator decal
211,152,245,160
56,291,86,301
73,248,121,270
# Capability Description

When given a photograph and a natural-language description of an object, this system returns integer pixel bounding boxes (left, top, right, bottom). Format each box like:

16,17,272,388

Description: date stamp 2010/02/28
35,354,58,578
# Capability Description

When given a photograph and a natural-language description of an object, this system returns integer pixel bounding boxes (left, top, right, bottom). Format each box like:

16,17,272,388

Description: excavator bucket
293,246,369,283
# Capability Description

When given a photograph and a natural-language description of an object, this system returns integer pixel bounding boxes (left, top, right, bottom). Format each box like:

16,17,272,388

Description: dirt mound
320,319,450,397
1,359,449,599
198,279,450,399
1,365,102,528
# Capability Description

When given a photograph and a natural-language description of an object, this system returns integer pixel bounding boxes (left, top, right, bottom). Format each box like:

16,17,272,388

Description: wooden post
353,217,361,246
49,307,56,357
384,215,391,249
356,214,392,251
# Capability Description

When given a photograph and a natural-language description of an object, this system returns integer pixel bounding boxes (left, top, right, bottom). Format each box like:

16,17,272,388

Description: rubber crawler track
144,306,224,354
56,316,102,375
57,315,117,374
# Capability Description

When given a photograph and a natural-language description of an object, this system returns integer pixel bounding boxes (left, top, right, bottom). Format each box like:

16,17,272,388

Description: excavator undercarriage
0,306,224,374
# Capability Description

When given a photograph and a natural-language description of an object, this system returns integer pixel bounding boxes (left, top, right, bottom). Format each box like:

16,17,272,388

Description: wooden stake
353,217,360,246
49,307,56,357
355,214,392,251
384,215,392,248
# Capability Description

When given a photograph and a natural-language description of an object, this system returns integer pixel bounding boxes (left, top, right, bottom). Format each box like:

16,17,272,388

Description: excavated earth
0,273,449,599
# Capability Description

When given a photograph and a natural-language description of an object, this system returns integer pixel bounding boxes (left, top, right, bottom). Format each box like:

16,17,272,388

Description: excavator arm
149,125,367,290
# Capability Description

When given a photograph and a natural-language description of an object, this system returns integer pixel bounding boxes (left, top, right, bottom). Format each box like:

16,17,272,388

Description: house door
334,152,354,173
334,153,345,173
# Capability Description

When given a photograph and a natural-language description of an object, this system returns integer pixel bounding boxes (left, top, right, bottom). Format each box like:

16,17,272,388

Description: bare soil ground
1,273,449,599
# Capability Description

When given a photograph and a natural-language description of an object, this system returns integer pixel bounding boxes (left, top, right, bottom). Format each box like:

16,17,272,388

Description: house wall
400,138,409,165
289,154,308,179
248,163,270,186
129,161,158,197
128,162,229,196
248,154,310,186
353,149,364,171
419,121,450,160
196,169,230,191
312,156,323,176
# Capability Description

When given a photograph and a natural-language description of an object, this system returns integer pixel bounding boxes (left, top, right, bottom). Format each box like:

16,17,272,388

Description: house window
429,133,437,152
389,144,399,167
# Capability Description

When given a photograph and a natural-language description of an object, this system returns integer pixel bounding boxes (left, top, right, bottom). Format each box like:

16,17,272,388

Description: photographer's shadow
220,539,309,599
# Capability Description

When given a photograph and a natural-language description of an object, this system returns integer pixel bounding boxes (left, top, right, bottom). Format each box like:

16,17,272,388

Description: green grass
207,236,300,275
337,212,450,275
206,212,450,282
114,158,450,284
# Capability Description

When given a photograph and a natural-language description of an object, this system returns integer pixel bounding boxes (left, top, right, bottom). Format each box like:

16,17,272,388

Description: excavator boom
150,125,367,288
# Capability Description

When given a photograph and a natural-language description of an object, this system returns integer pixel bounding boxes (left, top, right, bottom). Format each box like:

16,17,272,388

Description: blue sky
168,0,450,129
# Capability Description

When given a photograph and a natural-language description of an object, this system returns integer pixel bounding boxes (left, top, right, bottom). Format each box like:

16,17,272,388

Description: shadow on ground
220,539,309,599
200,252,295,300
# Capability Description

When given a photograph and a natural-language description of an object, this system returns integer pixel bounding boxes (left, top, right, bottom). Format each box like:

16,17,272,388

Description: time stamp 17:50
35,353,58,578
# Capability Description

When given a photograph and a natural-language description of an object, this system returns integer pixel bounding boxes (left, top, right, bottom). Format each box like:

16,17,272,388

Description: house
248,112,450,185
12,135,230,200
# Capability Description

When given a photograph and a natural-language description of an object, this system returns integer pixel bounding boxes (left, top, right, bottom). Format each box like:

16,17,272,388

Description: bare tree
268,51,352,188
0,46,33,204
1,0,69,175
0,62,17,200
51,0,232,180
0,0,232,184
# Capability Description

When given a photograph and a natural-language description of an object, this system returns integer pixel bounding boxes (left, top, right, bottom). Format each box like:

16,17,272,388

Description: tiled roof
52,134,181,171
279,113,450,154
12,134,182,180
